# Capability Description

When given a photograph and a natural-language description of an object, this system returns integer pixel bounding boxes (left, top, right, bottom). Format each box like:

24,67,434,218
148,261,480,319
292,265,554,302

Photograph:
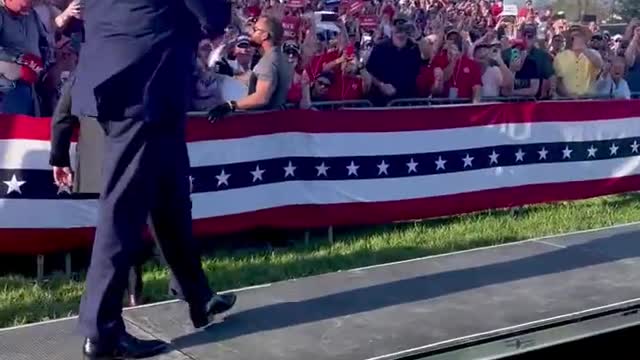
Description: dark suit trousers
77,58,213,339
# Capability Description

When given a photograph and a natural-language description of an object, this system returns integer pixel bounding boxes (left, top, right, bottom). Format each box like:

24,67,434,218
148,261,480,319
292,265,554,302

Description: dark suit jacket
50,73,105,193
50,73,77,168
71,0,231,118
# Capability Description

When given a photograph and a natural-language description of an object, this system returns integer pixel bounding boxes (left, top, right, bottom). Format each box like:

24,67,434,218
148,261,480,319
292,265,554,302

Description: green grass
2,194,640,329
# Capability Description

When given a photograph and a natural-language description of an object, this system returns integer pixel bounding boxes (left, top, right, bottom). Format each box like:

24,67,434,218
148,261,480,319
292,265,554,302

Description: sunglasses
236,42,250,49
317,80,331,88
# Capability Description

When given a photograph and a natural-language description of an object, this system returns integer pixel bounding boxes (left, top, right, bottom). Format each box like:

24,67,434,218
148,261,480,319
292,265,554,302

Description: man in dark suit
66,1,236,358
50,73,183,309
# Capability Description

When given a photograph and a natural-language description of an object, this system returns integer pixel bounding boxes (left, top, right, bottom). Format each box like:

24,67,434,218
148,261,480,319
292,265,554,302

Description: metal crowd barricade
428,98,473,107
552,95,614,101
387,96,538,108
185,94,635,117
186,102,372,117
582,94,615,101
482,96,537,103
309,100,374,110
186,108,289,119
386,98,431,108
387,96,539,108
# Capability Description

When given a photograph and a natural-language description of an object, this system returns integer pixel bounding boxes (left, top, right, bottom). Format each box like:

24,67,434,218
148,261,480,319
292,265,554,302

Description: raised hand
64,0,83,19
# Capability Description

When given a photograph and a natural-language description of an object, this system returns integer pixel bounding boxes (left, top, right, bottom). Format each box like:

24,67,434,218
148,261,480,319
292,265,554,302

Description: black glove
214,59,234,77
208,101,236,123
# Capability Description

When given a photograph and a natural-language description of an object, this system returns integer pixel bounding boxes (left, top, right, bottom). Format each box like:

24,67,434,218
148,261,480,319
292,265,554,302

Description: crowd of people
3,1,640,352
1,0,640,117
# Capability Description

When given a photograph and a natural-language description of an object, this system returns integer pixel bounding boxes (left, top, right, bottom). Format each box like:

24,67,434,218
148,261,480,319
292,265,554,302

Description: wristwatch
228,100,237,112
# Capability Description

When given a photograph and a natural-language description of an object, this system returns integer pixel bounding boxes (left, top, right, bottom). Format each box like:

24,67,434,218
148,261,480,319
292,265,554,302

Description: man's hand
483,28,496,42
490,49,504,64
433,67,444,89
53,166,74,188
208,101,235,123
510,52,525,72
64,0,83,19
380,83,396,96
301,70,311,86
15,53,44,85
184,0,232,39
602,60,612,76
447,44,461,63
434,66,443,78
214,59,234,76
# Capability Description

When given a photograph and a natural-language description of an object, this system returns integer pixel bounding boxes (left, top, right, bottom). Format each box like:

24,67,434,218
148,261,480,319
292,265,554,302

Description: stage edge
368,298,640,360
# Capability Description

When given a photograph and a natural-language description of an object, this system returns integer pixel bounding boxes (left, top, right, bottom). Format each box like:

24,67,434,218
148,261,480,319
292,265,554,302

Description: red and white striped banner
2,100,640,254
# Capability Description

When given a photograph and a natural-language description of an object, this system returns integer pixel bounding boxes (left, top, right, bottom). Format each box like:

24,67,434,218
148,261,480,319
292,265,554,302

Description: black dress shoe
83,332,168,359
190,293,237,329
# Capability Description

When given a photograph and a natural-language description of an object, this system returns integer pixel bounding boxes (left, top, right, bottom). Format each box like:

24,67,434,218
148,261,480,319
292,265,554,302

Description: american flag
1,100,640,254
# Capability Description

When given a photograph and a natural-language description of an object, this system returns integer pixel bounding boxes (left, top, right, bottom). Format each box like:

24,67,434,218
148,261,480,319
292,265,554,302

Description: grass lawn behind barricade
1,193,640,329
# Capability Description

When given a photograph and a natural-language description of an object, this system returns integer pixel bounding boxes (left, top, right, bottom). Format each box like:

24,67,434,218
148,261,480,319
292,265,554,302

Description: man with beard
500,25,555,98
208,15,293,120
69,0,236,359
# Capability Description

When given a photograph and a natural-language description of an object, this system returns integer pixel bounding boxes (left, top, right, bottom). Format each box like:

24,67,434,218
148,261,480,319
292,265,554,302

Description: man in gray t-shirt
247,46,292,110
207,16,293,121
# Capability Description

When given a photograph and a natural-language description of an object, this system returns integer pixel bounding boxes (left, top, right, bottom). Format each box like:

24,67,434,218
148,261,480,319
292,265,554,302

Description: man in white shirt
593,56,631,100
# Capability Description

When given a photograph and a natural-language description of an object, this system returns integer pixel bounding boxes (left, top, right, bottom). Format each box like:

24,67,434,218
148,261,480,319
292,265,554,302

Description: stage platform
3,223,640,360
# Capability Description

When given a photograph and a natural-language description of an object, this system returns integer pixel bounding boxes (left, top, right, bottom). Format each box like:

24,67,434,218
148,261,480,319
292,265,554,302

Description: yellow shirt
553,50,601,96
